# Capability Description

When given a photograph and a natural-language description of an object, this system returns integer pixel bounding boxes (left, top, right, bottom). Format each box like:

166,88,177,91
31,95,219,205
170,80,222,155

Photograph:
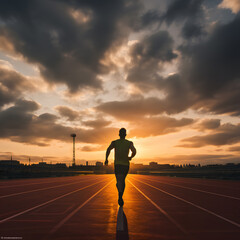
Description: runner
105,128,136,206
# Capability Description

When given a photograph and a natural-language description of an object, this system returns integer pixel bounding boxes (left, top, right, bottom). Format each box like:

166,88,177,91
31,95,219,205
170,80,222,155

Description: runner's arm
129,142,136,160
105,141,115,165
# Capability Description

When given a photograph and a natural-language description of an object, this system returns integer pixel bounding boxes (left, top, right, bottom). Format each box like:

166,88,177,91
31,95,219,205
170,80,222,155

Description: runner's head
119,128,127,139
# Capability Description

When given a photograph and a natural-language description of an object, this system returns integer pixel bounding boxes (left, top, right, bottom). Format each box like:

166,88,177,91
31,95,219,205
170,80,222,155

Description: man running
105,128,136,206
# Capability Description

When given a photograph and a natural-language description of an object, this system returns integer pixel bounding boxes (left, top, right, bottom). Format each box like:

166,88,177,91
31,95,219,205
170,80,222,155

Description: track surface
0,175,239,240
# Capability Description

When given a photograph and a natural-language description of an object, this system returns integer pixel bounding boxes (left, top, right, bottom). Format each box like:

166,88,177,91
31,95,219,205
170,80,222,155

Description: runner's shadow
116,207,129,240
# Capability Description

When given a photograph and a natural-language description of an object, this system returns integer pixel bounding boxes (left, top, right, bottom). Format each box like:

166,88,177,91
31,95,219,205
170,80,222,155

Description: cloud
180,15,240,96
55,106,112,128
163,0,204,25
219,0,240,13
96,74,194,119
228,146,240,152
0,99,40,140
195,119,221,131
38,113,59,122
181,20,205,39
125,5,240,117
178,123,240,148
140,10,162,28
0,99,119,146
80,145,105,152
124,14,240,116
96,97,164,121
178,14,240,115
0,64,36,107
2,0,239,118
140,0,205,41
129,116,194,138
126,31,177,90
97,97,194,137
82,118,111,129
140,0,204,28
55,106,80,121
0,0,142,93
0,0,239,153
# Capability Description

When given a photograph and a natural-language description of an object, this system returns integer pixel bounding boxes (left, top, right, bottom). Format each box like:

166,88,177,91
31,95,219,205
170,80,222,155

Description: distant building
158,164,171,169
0,160,20,165
39,162,47,165
96,161,103,167
149,162,158,167
86,161,88,166
55,163,67,168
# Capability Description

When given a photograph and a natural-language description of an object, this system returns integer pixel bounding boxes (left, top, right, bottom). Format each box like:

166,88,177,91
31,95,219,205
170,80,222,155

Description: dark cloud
181,20,205,39
195,119,221,131
178,123,240,148
156,73,194,114
228,146,240,152
180,15,240,97
140,10,162,28
82,118,111,128
127,31,177,89
178,14,240,115
55,106,80,121
192,83,240,116
15,98,40,112
124,2,240,117
0,99,118,146
80,145,105,152
131,31,177,62
0,0,142,93
0,64,36,107
96,74,194,118
140,0,204,33
38,113,59,122
97,98,194,137
96,97,164,121
125,14,240,116
129,116,194,138
0,99,40,136
163,0,204,25
1,0,239,152
55,106,112,128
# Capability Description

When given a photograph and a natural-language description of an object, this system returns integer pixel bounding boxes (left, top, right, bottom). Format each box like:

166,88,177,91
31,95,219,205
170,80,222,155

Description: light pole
71,133,76,166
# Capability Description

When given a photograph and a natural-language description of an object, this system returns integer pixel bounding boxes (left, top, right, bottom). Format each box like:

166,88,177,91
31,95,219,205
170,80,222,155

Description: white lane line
0,178,101,199
50,178,115,234
130,177,240,228
127,179,188,235
0,177,83,189
0,178,110,224
137,176,240,201
137,176,240,190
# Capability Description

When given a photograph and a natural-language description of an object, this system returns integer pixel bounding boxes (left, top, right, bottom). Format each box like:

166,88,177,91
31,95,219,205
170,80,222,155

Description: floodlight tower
71,133,76,166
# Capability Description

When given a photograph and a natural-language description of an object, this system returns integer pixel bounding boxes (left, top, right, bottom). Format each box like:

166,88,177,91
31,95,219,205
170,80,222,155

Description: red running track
0,174,239,240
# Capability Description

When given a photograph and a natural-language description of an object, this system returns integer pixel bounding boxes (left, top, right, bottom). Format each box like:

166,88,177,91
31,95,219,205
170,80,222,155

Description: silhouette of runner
105,128,136,206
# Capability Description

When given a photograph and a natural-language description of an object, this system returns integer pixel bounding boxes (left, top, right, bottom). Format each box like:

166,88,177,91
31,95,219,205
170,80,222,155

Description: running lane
1,174,239,240
0,175,114,240
128,175,240,240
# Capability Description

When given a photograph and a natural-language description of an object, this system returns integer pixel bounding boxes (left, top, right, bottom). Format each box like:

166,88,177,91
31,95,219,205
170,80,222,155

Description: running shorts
114,164,129,176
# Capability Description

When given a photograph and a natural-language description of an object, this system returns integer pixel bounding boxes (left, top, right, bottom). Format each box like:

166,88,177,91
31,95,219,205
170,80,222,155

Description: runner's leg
116,174,124,206
115,165,129,206
116,174,125,196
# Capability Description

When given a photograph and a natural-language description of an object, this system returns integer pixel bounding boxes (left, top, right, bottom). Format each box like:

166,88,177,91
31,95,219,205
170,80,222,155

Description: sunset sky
0,0,240,166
